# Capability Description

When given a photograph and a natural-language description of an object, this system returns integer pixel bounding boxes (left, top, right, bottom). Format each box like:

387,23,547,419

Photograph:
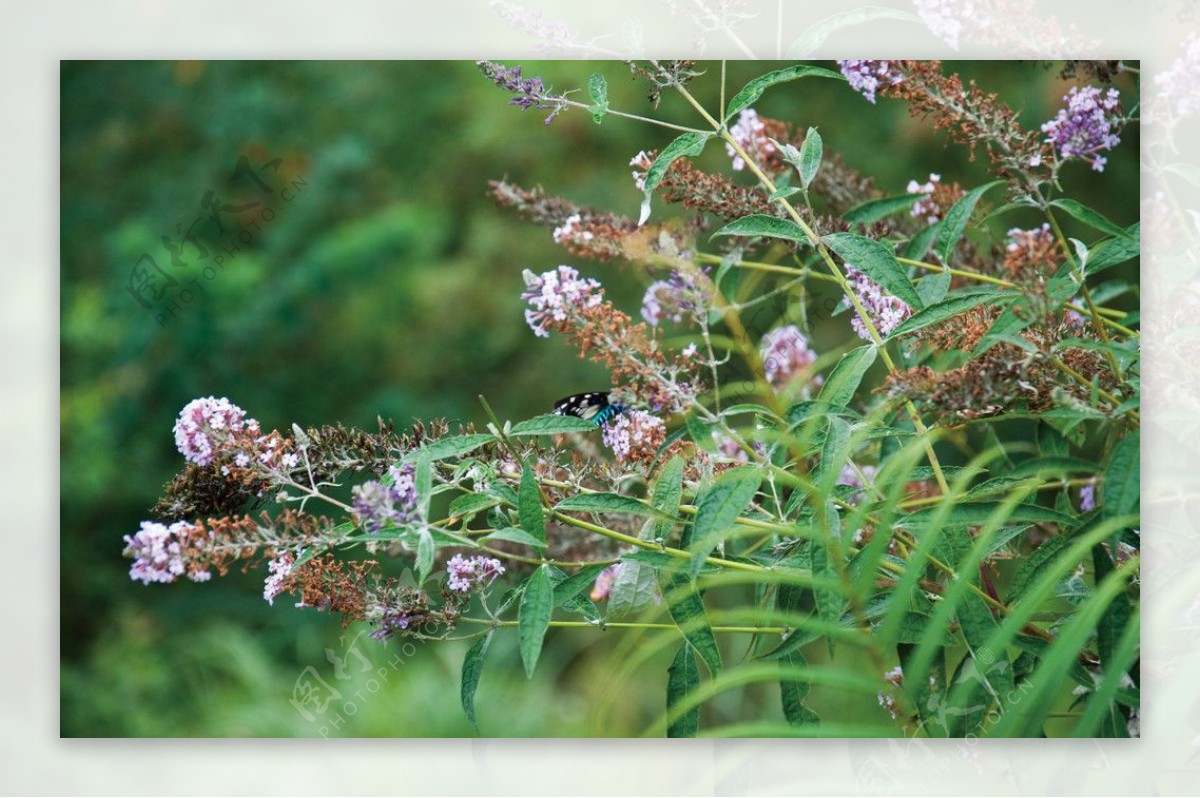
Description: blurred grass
60,60,1139,737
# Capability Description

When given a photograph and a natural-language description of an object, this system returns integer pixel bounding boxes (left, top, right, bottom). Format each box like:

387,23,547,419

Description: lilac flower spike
1041,86,1122,172
837,60,903,103
521,265,603,337
759,325,821,391
845,267,913,340
173,396,258,466
351,463,420,534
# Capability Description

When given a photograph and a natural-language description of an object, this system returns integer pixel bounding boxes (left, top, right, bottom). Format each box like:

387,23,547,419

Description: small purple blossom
845,266,913,340
352,463,420,534
837,60,903,103
1079,482,1097,512
370,607,416,641
445,554,505,593
173,396,259,466
907,173,943,224
476,60,568,125
640,270,709,327
123,520,210,585
601,409,667,465
759,325,822,392
913,0,991,50
1041,86,1122,172
521,265,603,338
263,550,295,605
725,109,776,171
590,564,620,601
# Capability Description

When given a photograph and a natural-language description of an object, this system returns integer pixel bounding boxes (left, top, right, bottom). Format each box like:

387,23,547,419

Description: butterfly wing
553,391,610,422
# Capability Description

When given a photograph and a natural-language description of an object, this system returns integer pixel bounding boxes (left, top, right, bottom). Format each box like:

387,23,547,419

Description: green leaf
798,127,822,190
658,569,722,675
415,527,434,583
689,467,762,574
1007,456,1100,479
518,465,546,545
822,232,924,309
666,643,701,737
769,186,802,202
1050,198,1132,240
555,492,670,518
1102,432,1139,520
810,502,846,654
509,413,596,436
902,502,1077,532
415,457,433,521
935,180,1002,265
552,564,611,606
711,214,809,245
843,194,923,227
403,433,494,463
916,270,952,305
649,456,684,541
460,631,492,733
608,560,660,619
902,222,940,261
1086,224,1139,273
780,649,819,726
482,526,547,550
815,344,877,407
787,6,922,56
886,289,1015,339
724,64,844,120
518,565,554,679
641,132,712,224
815,416,851,488
1006,534,1076,603
449,493,500,521
587,72,608,123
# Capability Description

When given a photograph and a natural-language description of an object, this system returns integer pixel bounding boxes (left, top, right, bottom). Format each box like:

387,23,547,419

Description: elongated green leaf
649,455,684,541
689,467,762,573
587,72,608,123
935,180,1002,265
1102,432,1139,519
886,290,1015,339
711,214,809,244
1093,543,1134,671
641,132,711,224
460,631,492,733
916,270,952,306
555,492,670,518
725,64,843,120
781,649,820,726
1071,607,1139,737
403,433,494,463
1007,456,1101,479
815,344,877,407
519,465,546,545
416,527,434,583
518,565,554,678
667,643,701,737
901,502,1076,531
482,526,547,549
816,416,851,488
903,221,940,261
449,493,500,520
1086,225,1139,273
823,232,924,308
607,560,659,619
810,502,846,655
799,127,822,189
843,194,923,226
659,569,722,676
509,414,596,436
1050,198,1132,240
787,6,921,56
552,563,611,606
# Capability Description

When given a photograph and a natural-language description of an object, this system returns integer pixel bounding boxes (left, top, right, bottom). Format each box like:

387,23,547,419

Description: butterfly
553,391,627,426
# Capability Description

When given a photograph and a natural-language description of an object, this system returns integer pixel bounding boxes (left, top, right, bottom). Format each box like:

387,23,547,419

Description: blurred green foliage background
60,60,1138,737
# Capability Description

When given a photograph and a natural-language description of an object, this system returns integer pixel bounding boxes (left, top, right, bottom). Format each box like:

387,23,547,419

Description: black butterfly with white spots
553,391,627,426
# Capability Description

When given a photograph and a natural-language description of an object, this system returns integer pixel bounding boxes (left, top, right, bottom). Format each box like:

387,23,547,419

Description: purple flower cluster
590,564,620,601
123,520,210,585
913,0,990,50
845,267,913,341
837,60,903,104
601,409,667,464
476,60,568,125
173,396,259,466
521,265,603,338
1041,86,1122,172
1079,482,1097,512
370,606,419,641
351,463,420,534
1150,32,1200,123
445,554,505,593
759,325,822,391
725,109,776,171
907,173,943,224
263,550,295,605
641,270,709,327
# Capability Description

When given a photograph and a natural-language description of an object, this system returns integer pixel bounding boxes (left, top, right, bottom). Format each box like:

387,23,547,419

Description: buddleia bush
126,60,1140,738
